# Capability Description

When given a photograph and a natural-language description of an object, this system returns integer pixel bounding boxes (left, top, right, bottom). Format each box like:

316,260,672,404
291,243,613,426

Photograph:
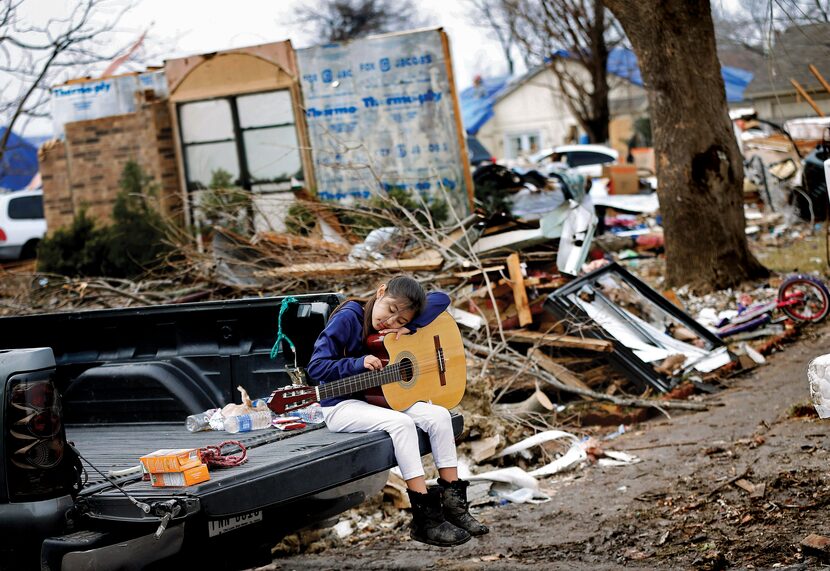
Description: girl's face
371,285,416,332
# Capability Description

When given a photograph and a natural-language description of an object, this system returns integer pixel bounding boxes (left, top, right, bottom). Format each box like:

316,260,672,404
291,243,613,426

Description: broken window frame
177,89,302,192
544,262,726,393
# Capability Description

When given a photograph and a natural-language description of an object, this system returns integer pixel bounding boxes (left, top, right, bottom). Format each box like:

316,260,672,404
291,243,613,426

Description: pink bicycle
717,274,830,338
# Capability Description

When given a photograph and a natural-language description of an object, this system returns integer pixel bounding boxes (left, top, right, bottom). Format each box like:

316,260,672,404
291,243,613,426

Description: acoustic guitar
268,311,466,413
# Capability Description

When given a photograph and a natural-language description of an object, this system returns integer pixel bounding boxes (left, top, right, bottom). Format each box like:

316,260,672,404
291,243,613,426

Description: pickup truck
0,293,462,570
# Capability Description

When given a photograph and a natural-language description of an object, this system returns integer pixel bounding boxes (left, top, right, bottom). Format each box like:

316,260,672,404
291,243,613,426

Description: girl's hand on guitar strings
363,355,383,371
380,326,412,340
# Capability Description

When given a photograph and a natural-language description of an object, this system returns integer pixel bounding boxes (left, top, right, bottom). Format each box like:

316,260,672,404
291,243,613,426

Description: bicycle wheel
779,275,830,322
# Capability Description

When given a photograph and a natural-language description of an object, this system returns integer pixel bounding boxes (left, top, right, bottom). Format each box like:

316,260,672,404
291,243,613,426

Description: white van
0,190,46,260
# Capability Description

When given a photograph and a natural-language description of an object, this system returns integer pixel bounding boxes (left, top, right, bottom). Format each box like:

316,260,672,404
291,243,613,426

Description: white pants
322,399,458,480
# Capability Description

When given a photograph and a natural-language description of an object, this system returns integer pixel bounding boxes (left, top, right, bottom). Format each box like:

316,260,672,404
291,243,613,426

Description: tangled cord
200,440,248,468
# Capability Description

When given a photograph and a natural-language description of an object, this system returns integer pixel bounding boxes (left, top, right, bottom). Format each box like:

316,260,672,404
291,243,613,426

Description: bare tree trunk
604,0,768,291
587,0,610,143
499,0,619,146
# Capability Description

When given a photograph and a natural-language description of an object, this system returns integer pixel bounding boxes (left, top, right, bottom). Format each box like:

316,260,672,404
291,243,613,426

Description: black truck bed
69,414,462,520
0,294,465,567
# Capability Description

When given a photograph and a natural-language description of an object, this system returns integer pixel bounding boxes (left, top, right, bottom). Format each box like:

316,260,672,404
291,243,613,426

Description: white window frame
503,130,544,160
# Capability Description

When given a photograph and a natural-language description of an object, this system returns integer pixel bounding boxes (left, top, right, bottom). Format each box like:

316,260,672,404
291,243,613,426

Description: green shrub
37,208,110,276
38,161,172,278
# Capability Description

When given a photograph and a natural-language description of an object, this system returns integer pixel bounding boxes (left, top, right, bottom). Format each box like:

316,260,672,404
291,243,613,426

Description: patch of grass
750,226,829,276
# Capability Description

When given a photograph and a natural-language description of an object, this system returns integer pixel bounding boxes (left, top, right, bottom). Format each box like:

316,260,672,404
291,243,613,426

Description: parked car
529,144,618,178
467,136,496,167
0,189,46,260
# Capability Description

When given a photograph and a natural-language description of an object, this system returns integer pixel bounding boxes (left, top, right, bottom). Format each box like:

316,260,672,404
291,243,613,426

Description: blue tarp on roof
601,47,752,103
0,128,38,190
604,48,752,103
459,75,511,136
460,48,754,134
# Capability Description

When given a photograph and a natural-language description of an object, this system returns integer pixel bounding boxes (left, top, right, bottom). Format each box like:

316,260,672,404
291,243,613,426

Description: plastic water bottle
293,403,324,424
185,408,219,433
223,410,274,434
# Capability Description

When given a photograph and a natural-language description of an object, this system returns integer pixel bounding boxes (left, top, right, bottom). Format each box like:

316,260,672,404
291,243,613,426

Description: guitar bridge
433,335,447,386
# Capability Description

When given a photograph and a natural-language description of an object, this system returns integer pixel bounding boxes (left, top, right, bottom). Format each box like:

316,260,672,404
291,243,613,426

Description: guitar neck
318,362,407,402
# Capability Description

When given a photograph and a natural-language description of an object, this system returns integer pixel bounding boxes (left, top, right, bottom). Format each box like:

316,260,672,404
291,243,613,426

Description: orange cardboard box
140,448,202,473
602,164,639,195
149,463,210,487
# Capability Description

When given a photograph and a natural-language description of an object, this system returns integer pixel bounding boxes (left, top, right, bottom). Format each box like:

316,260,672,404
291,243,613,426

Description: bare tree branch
0,0,169,179
485,0,622,143
293,0,424,42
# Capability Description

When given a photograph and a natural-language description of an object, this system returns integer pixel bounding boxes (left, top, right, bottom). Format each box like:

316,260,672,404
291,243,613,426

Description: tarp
459,75,511,135
50,71,168,138
564,47,753,103
0,128,38,191
461,48,754,134
296,29,471,216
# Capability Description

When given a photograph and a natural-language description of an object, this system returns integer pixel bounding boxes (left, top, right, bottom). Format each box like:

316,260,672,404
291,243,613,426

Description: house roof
743,23,830,98
459,47,753,134
459,75,512,136
0,128,38,191
596,48,753,103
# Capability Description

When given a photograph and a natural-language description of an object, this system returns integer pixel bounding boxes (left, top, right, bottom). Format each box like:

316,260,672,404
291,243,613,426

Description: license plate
208,510,262,537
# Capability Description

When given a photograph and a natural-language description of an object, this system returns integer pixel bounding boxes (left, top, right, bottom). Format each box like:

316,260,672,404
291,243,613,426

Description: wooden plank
438,28,474,212
809,64,830,95
452,265,505,279
506,253,532,327
482,222,519,236
801,533,830,555
790,78,825,117
260,251,443,278
253,231,350,254
506,329,614,352
527,350,592,394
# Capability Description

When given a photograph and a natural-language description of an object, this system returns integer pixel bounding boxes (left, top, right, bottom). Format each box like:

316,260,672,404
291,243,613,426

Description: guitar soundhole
399,357,414,382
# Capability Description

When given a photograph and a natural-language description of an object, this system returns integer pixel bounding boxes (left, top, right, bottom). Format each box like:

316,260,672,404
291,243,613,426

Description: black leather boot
407,488,471,547
437,478,489,536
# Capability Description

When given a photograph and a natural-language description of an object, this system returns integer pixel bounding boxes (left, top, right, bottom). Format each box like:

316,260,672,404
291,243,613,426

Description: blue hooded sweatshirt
306,291,451,406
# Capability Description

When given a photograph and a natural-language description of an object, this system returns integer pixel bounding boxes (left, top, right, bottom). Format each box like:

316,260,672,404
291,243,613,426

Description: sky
15,0,513,136
123,0,512,84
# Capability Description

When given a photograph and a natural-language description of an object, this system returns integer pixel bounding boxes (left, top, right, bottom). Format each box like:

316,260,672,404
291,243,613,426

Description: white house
462,47,755,162
472,64,646,162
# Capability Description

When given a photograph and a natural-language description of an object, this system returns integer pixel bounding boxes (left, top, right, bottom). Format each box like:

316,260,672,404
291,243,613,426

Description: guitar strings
318,349,461,400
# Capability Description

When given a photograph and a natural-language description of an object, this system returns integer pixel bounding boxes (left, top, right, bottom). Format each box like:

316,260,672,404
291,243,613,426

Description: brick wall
39,91,181,234
39,140,73,231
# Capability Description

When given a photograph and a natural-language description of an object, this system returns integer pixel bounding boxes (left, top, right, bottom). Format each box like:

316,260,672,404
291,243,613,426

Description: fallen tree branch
464,339,708,412
80,281,154,305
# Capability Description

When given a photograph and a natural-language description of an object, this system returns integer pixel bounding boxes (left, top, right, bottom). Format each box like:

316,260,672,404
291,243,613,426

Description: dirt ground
265,320,830,571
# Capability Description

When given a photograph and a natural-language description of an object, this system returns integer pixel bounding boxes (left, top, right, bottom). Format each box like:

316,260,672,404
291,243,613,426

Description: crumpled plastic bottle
185,408,220,432
292,403,325,424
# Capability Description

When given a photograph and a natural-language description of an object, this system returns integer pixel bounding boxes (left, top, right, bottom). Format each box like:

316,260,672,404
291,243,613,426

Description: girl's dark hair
331,276,426,345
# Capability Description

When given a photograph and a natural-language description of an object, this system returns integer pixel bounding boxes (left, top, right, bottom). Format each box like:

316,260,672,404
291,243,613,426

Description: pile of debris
2,187,821,426
2,168,828,560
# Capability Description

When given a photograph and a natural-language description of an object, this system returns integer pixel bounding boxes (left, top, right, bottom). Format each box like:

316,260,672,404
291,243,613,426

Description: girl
306,275,488,547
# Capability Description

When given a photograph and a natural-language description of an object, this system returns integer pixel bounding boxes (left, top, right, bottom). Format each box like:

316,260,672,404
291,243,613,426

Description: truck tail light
5,371,77,501
0,226,6,242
